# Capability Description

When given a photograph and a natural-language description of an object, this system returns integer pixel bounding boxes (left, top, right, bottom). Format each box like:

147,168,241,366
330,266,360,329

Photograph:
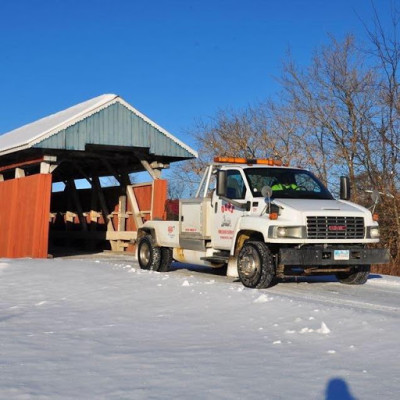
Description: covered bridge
0,94,197,258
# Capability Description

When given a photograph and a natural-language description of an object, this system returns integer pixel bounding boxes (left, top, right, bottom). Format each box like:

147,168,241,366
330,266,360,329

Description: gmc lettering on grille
328,225,346,231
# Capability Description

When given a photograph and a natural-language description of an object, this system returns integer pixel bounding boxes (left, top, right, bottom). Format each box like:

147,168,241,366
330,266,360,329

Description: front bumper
279,247,390,266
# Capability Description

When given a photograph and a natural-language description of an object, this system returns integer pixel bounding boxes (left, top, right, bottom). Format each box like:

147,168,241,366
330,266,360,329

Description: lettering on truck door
212,169,249,249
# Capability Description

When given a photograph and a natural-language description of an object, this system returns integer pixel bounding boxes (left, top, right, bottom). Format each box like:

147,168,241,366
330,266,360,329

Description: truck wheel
159,247,173,272
336,266,370,285
137,235,161,271
237,241,275,289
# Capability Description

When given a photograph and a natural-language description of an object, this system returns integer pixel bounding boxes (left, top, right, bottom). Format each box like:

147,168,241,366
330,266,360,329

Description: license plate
334,250,350,260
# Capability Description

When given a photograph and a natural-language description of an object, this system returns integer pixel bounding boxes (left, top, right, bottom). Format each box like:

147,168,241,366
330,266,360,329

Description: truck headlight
367,227,380,239
269,226,306,239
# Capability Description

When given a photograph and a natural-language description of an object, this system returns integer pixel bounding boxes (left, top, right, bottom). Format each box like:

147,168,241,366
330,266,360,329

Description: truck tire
137,235,161,271
336,266,370,285
159,247,173,272
237,241,275,289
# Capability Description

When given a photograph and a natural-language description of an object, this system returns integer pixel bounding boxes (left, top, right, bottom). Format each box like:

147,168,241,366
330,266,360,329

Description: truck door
212,169,249,250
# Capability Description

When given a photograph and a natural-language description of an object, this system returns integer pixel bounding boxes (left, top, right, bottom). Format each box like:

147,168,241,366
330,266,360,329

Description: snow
1,256,400,399
0,95,117,153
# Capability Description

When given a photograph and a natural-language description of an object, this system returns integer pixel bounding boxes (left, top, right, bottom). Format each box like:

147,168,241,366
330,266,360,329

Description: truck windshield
244,168,333,200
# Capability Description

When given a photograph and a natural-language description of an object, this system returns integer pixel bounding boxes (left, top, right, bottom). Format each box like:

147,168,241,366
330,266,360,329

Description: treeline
174,6,400,275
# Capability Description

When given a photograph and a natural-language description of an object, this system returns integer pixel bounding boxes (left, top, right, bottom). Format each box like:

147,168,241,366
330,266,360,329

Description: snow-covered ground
1,255,400,400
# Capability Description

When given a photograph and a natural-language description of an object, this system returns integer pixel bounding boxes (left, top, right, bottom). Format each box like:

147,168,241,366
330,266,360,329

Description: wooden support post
39,156,57,174
118,196,127,231
101,159,122,184
68,179,88,231
120,171,130,187
141,160,161,180
90,181,99,231
15,168,25,178
40,162,51,174
49,212,56,223
117,194,127,251
92,176,114,231
73,164,93,185
118,172,130,232
81,182,99,250
114,171,130,252
92,176,117,251
65,182,73,234
40,157,58,174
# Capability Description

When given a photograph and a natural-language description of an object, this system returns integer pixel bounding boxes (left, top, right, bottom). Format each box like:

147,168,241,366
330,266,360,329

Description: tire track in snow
268,284,400,315
167,263,400,315
72,256,400,316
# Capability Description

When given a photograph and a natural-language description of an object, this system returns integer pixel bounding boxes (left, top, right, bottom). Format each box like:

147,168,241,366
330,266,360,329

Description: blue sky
0,0,394,152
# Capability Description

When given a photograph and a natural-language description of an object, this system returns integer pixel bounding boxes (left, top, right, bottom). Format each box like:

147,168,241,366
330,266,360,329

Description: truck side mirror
216,170,227,197
340,176,350,200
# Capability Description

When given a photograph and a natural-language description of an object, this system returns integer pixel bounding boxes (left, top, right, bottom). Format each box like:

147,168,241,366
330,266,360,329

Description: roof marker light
213,156,287,166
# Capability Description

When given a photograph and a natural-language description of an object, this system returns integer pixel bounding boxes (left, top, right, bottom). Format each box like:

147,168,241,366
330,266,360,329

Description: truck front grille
307,216,364,239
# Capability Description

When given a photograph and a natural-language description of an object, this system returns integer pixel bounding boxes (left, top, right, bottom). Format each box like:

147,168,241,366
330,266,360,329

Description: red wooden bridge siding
0,174,52,258
125,180,168,231
152,179,168,219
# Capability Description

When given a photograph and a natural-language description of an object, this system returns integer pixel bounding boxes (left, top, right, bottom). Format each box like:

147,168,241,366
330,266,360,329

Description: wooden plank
106,231,137,241
133,184,152,222
0,157,45,173
118,195,127,232
152,179,168,219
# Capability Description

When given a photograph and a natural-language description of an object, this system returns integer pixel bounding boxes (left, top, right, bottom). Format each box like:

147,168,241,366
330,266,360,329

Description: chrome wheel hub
139,242,151,265
240,247,260,277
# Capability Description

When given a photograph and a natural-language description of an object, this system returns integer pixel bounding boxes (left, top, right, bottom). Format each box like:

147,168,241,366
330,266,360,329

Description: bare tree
361,3,400,273
280,35,377,199
189,101,321,168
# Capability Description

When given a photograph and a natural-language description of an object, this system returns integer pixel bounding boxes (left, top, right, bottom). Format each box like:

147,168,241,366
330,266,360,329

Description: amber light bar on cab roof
213,156,288,166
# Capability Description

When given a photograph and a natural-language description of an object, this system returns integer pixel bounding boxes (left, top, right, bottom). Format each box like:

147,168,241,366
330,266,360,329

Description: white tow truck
136,157,390,288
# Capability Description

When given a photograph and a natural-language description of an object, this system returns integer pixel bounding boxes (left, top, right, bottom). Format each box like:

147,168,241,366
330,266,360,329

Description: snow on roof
0,94,117,156
0,94,197,158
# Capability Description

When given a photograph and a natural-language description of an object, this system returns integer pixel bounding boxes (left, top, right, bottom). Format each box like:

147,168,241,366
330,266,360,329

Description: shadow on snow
325,377,358,400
